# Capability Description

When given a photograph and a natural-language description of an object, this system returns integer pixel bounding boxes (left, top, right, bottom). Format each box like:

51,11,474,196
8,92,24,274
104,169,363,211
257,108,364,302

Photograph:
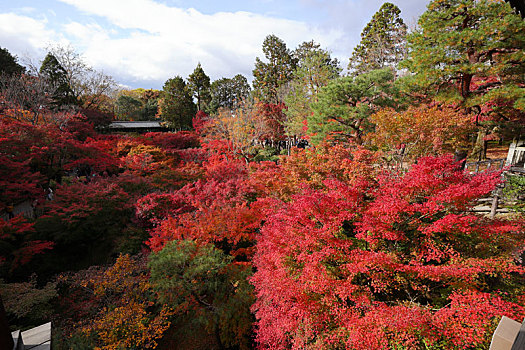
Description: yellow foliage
78,254,173,349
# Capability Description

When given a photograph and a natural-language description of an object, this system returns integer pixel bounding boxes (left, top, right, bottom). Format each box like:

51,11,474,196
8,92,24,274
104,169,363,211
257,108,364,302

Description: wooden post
490,194,499,218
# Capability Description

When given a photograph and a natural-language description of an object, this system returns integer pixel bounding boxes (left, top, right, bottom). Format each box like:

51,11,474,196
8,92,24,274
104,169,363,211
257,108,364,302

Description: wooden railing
465,158,506,173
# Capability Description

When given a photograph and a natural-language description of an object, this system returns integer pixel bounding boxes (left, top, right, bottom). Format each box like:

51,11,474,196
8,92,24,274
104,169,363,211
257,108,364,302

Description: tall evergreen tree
402,0,525,155
39,53,77,108
208,74,251,114
159,76,196,130
402,0,525,110
348,2,407,75
188,63,211,111
284,41,341,138
0,47,25,76
252,35,297,103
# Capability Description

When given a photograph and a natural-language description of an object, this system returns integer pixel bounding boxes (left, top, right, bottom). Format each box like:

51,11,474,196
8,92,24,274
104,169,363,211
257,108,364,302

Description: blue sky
0,0,428,89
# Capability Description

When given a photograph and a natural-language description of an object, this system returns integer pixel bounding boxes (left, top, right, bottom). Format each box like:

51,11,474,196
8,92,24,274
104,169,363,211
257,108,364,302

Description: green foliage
284,41,340,138
53,329,96,350
115,89,159,121
348,2,407,75
0,277,57,330
252,146,280,162
309,68,397,145
159,76,196,129
402,0,525,109
39,53,77,108
208,74,251,114
149,239,254,350
503,173,525,214
115,94,143,120
188,63,212,111
0,47,25,76
252,34,297,103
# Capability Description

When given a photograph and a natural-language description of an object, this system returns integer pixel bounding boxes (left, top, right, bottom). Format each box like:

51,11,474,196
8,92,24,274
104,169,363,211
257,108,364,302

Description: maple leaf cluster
251,153,525,349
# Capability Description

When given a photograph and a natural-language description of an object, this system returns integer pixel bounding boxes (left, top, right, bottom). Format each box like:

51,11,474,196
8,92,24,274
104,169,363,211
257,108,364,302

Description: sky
0,0,429,90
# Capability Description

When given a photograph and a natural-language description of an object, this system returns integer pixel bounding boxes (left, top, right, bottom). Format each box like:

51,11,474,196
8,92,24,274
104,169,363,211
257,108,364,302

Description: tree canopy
188,63,211,112
0,47,25,76
39,53,77,108
252,35,297,103
348,2,407,75
402,0,525,111
208,74,250,114
309,68,397,145
158,76,196,130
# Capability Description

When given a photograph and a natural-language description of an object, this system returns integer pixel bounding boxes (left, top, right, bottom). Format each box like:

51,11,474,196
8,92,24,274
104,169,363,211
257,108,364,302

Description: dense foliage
1,1,524,349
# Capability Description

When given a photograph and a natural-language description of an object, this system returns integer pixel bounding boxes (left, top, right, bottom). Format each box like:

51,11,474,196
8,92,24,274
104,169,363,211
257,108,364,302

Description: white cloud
4,0,424,88
0,13,56,57
57,0,344,87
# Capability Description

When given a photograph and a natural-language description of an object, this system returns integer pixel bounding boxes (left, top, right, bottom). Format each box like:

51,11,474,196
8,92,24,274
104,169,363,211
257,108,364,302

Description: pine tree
39,53,77,108
402,0,525,156
309,68,396,145
0,47,25,76
188,63,211,111
159,76,196,130
348,2,407,75
402,0,525,109
252,35,297,103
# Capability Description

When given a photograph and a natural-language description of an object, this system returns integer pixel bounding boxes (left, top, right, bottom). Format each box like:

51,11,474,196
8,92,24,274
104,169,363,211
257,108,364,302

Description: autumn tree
208,74,251,114
348,2,407,75
0,74,56,125
0,47,25,76
309,68,397,145
56,254,173,349
0,217,54,278
188,63,211,111
252,154,525,349
158,76,196,130
252,35,297,103
368,104,475,164
202,103,266,162
284,41,340,139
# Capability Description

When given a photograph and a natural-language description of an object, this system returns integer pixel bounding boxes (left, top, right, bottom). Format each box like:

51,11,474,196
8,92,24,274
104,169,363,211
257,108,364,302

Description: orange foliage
368,104,474,162
78,254,173,349
250,143,377,201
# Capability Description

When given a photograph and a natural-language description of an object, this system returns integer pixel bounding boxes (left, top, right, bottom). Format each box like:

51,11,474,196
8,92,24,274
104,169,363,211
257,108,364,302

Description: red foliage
136,192,194,227
42,178,132,225
0,216,53,272
144,131,200,151
256,102,287,141
78,107,113,127
192,110,209,134
251,154,525,349
146,155,260,258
